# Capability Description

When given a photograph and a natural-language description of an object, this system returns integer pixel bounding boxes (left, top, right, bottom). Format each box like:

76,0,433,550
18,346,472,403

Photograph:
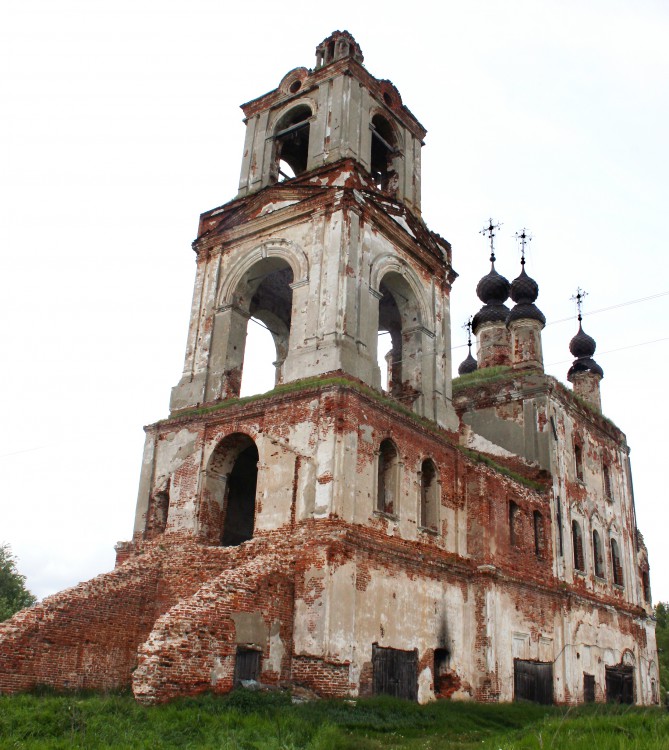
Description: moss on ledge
164,375,545,493
452,366,516,392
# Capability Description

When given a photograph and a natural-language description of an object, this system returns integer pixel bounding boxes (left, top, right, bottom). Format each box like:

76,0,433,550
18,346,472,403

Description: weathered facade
0,31,658,706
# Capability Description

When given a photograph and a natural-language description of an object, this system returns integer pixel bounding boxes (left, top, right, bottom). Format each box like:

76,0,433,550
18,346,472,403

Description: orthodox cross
514,228,532,265
462,317,474,350
570,287,588,322
480,218,502,263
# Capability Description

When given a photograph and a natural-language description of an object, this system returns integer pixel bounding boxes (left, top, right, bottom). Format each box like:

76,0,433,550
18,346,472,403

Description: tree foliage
0,543,37,622
655,601,668,701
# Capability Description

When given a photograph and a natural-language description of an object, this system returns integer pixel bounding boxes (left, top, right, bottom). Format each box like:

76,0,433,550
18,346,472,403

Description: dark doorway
234,647,261,685
222,444,259,546
372,644,418,701
514,659,554,705
583,672,595,703
606,665,634,704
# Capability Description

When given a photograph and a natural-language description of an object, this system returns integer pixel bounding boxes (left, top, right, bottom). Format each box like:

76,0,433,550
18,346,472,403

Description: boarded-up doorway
234,647,261,686
606,665,634,704
583,673,595,703
372,644,418,701
514,659,554,704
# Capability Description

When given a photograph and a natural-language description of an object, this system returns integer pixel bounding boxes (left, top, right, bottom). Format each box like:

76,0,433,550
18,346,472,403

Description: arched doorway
204,433,259,546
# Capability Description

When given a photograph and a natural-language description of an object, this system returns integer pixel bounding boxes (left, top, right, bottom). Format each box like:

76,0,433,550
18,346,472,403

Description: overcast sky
2,0,668,606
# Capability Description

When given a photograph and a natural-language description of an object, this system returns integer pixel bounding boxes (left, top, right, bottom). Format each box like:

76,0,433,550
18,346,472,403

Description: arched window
572,520,585,572
574,442,584,481
376,272,422,405
419,459,438,530
271,105,311,183
533,510,544,558
509,501,520,547
641,569,651,603
593,529,605,578
603,462,613,500
370,114,399,194
377,439,399,515
611,538,624,586
204,433,259,546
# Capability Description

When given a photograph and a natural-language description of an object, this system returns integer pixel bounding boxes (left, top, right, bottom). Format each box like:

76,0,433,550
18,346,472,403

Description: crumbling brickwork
0,31,657,706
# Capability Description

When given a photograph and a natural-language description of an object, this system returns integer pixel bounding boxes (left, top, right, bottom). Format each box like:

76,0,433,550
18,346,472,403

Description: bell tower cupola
236,30,425,216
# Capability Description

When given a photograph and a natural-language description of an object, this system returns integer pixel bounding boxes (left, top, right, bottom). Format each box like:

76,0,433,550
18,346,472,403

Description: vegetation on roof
452,365,516,391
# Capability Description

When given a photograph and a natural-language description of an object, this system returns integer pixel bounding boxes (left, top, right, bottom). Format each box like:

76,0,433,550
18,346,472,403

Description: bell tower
169,31,458,428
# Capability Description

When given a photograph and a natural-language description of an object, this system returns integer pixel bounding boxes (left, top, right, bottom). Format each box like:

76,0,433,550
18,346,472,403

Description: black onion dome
568,357,604,379
510,266,539,304
569,323,597,358
506,303,546,326
476,262,510,305
472,302,510,333
458,351,478,375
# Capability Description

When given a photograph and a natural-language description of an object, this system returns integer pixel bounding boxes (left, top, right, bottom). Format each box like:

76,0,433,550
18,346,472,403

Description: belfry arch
210,253,296,400
375,268,427,405
202,433,259,546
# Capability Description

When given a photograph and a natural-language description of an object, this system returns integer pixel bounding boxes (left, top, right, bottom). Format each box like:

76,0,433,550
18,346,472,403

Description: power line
545,336,669,367
452,290,669,349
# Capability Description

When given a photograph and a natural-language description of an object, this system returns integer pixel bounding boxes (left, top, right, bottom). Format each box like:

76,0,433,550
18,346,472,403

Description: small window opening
420,459,439,531
572,520,585,572
603,463,612,500
370,114,398,193
593,530,605,578
611,538,624,586
145,481,170,539
289,79,301,94
272,105,311,183
556,498,564,557
509,501,520,548
377,439,399,515
574,442,584,481
533,510,544,558
641,569,651,603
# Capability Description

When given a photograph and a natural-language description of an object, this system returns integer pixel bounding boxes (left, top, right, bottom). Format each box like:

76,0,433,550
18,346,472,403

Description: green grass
0,691,667,749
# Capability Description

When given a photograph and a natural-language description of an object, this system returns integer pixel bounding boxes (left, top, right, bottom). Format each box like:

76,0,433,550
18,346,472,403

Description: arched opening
376,272,423,405
574,441,584,481
370,114,399,194
593,529,605,578
272,105,311,183
611,538,624,586
641,568,651,603
603,462,612,500
419,459,438,530
533,510,544,558
572,520,585,571
223,257,294,399
144,480,170,539
509,501,520,547
204,433,259,546
377,439,399,515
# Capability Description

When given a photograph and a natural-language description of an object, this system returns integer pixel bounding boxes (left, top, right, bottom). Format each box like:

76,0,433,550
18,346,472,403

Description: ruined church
0,31,659,705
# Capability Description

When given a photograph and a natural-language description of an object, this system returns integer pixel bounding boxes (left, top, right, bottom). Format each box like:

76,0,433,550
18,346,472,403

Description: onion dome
458,317,478,375
472,255,511,333
506,260,545,326
568,322,604,379
458,350,478,375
